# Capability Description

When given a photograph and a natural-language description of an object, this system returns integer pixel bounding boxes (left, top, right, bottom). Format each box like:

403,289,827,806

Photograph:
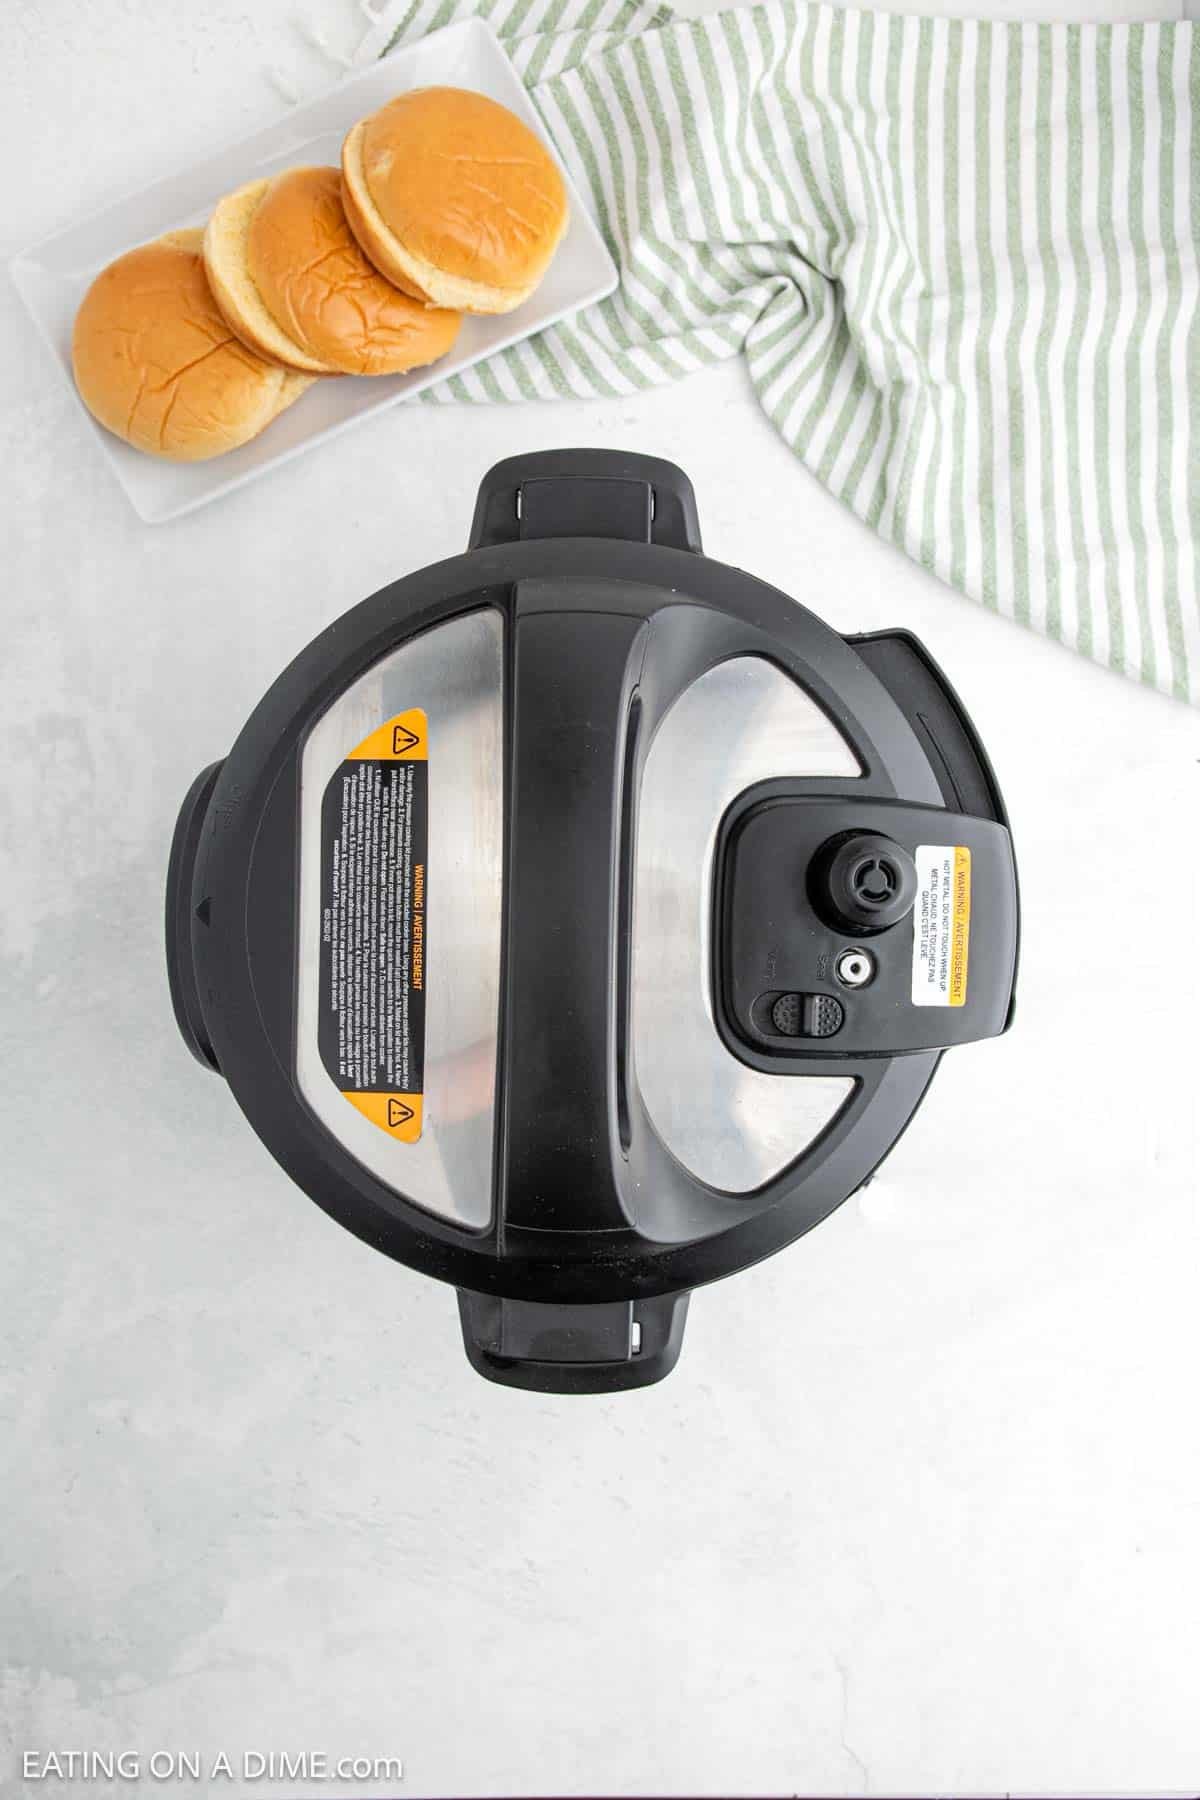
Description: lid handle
467,448,702,551
457,1290,690,1393
500,600,646,1234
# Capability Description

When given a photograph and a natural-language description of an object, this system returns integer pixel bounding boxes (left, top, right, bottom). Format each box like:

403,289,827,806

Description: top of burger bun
341,86,569,314
204,166,461,377
72,230,312,461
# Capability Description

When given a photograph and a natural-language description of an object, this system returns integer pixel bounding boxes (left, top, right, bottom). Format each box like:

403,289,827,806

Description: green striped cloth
377,0,1199,703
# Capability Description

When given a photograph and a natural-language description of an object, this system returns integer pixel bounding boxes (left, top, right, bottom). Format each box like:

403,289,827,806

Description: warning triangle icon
387,1098,415,1128
391,723,420,755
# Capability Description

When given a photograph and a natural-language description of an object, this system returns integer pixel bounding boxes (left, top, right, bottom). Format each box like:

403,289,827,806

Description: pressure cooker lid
168,450,1018,1393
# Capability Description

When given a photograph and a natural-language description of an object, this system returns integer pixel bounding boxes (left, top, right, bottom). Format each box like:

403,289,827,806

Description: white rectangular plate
8,19,616,524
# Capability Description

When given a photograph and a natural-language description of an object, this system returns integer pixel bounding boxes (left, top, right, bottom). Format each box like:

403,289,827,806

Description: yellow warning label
948,845,971,1007
912,843,972,1007
341,1091,424,1143
319,707,429,1146
345,708,427,763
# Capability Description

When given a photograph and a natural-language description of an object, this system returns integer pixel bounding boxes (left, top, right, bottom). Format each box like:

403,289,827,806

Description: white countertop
2,3,1198,1796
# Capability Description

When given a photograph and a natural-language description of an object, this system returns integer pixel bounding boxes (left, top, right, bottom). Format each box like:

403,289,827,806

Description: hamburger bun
341,86,569,314
204,167,461,377
72,230,312,462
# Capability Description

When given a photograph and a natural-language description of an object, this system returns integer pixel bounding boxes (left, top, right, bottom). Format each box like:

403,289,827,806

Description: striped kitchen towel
369,0,1199,702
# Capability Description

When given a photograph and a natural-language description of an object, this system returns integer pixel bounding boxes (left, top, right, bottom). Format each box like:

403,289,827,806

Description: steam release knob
812,831,917,935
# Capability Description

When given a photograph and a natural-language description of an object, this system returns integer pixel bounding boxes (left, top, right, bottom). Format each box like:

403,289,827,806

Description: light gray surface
2,3,1198,1797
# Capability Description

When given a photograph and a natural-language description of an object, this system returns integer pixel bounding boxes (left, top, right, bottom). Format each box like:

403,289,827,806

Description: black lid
167,451,1018,1390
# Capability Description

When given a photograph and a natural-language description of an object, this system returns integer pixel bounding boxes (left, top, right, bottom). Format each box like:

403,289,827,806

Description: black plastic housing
717,796,1017,1060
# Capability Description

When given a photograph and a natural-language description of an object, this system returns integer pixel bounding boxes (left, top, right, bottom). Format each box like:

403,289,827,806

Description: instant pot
167,450,1018,1392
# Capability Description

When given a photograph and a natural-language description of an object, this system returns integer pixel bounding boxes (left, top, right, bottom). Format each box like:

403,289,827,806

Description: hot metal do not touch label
911,843,971,1007
318,709,427,1141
